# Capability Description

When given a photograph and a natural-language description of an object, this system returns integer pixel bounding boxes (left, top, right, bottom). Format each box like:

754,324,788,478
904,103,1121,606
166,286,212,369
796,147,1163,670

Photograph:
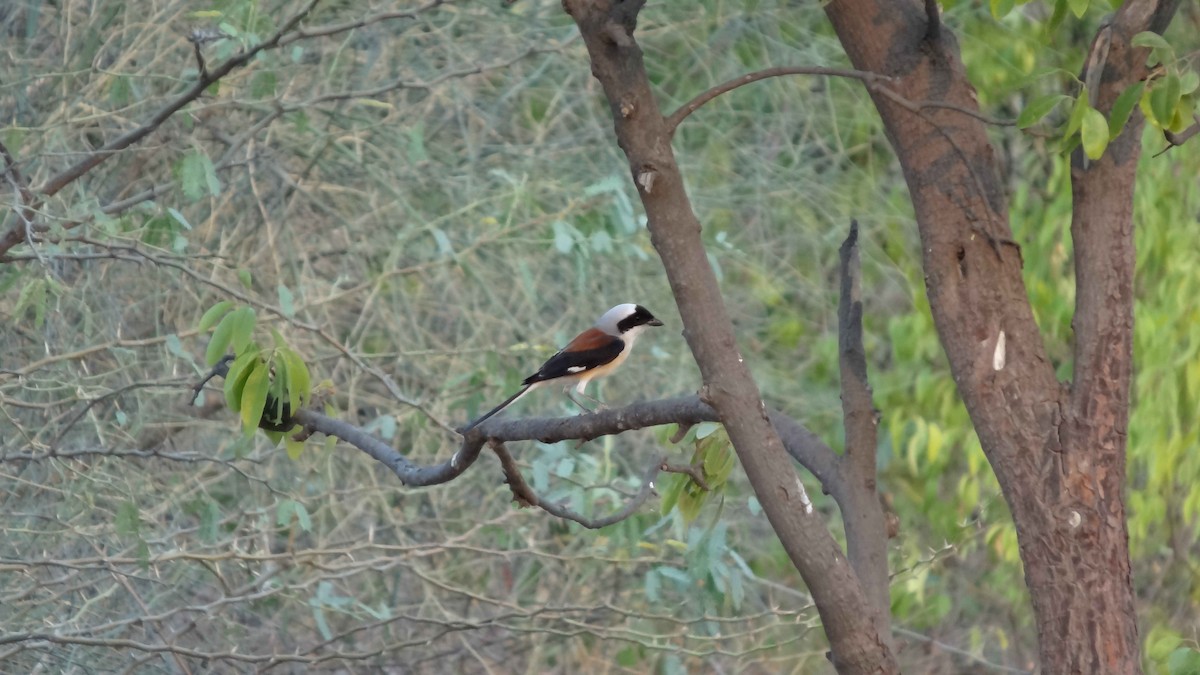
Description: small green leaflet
1080,108,1109,160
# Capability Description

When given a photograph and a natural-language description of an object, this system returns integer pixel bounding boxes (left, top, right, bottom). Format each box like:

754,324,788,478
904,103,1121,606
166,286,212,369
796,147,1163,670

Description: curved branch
278,0,447,46
491,441,663,528
664,66,891,136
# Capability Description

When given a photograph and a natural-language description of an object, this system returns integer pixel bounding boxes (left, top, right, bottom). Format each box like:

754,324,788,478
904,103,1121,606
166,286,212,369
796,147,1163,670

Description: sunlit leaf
1130,31,1172,54
240,361,270,438
1081,107,1110,159
1150,74,1181,127
224,348,260,411
280,348,311,411
227,306,257,354
206,309,238,366
1064,88,1089,139
1017,94,1069,129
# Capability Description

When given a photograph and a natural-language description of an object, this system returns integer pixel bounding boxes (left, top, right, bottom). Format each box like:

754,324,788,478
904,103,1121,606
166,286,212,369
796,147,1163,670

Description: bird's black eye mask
617,305,661,333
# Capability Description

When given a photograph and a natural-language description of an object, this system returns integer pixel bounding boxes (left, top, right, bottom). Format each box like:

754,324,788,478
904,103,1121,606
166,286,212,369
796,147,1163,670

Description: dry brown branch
491,441,663,528
664,66,893,135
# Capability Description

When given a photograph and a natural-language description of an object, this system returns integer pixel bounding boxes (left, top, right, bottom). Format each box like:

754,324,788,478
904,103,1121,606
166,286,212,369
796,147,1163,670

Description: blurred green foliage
0,0,1197,672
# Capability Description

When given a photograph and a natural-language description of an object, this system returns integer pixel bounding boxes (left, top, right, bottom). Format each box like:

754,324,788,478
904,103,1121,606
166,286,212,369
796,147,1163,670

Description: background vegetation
1,0,1197,672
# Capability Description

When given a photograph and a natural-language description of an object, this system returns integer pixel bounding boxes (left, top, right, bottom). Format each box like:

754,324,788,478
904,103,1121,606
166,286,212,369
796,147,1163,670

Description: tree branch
0,0,320,258
664,66,892,136
491,441,664,528
834,220,892,648
562,0,896,671
195,359,846,522
278,0,446,45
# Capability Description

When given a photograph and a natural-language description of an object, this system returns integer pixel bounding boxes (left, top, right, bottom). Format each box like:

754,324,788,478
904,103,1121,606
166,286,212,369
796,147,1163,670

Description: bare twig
491,441,662,528
278,0,448,45
664,66,892,135
0,0,320,258
660,460,710,491
35,1,317,200
1155,114,1200,156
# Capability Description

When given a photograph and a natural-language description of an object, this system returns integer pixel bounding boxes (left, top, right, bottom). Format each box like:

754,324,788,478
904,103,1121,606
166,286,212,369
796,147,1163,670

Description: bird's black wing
523,338,624,385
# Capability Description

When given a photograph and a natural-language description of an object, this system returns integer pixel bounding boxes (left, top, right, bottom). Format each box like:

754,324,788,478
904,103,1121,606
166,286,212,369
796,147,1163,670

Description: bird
461,303,664,432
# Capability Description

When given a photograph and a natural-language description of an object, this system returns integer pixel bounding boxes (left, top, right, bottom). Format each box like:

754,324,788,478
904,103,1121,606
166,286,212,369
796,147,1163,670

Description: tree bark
563,1,898,672
823,0,1179,672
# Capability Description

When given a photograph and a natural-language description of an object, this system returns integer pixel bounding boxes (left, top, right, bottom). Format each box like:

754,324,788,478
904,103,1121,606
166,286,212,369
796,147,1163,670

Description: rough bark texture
836,222,893,650
563,1,898,672
823,0,1180,672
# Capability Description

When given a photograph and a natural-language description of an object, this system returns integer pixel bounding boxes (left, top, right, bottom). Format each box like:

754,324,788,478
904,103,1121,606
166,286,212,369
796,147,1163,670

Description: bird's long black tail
460,385,532,433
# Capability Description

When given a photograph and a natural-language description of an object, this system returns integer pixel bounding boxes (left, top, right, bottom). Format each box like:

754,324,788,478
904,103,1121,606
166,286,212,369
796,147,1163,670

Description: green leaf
176,150,219,202
1064,88,1089,140
407,123,427,163
267,353,289,425
1150,74,1181,128
285,436,305,460
551,220,574,254
109,75,132,108
165,333,188,359
251,70,277,98
677,485,704,525
660,473,686,516
240,360,270,438
1179,71,1199,96
1067,0,1089,18
227,306,257,354
1018,94,1069,129
205,309,238,366
293,501,312,531
989,0,1014,19
237,269,253,289
115,500,141,536
1167,648,1200,675
1169,95,1195,133
1081,107,1110,159
1108,82,1145,139
280,348,311,410
166,207,192,230
276,499,295,526
1130,31,1172,53
1046,0,1069,33
277,284,295,318
616,646,641,669
223,348,260,411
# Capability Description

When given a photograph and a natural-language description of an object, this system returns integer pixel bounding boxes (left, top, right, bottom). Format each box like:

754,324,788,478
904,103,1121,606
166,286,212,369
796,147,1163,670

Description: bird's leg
568,382,608,412
565,388,596,413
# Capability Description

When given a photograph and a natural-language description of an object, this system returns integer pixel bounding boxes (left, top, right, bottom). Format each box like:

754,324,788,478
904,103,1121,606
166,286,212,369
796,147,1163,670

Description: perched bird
461,303,663,432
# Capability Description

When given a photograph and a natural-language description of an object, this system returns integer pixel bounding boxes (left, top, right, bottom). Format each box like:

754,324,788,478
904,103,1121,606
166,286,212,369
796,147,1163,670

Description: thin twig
1155,114,1200,156
665,66,892,135
278,0,448,45
34,0,318,200
491,440,663,529
661,461,710,491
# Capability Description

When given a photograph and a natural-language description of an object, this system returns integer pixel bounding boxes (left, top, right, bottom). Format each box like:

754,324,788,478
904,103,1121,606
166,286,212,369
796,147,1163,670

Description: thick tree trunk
564,2,898,672
823,0,1179,672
